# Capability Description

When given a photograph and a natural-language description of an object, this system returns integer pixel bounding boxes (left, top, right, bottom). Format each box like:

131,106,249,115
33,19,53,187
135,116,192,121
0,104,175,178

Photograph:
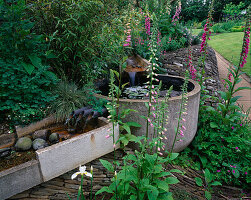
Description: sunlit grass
208,32,251,76
192,29,203,35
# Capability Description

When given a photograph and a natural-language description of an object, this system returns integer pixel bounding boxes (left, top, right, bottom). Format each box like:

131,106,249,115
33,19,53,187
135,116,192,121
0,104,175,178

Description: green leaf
126,121,142,128
126,154,137,162
232,169,240,178
210,181,222,186
169,169,184,174
95,186,113,195
230,96,242,104
199,156,208,168
155,171,172,178
233,87,251,94
205,169,212,183
218,91,227,101
169,153,179,160
205,191,212,200
147,188,159,200
122,124,131,134
210,122,218,129
44,71,58,80
21,62,35,75
29,55,42,68
195,177,203,186
166,177,179,184
99,159,114,172
155,180,169,192
130,195,137,200
45,50,57,58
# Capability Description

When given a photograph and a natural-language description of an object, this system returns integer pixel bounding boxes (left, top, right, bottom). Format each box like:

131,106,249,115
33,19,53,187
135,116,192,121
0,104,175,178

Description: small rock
0,147,11,158
49,133,59,144
173,62,183,67
33,138,48,150
32,129,50,140
15,137,32,151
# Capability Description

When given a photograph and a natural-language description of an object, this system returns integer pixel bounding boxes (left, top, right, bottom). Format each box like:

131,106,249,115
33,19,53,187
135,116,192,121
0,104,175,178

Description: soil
0,150,36,172
0,119,101,173
167,164,249,200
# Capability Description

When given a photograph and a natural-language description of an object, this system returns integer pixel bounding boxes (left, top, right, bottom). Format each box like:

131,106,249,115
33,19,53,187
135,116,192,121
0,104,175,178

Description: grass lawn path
192,30,250,76
208,32,250,76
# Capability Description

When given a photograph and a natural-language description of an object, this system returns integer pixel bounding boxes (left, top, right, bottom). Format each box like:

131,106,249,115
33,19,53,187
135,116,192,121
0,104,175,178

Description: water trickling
128,72,137,86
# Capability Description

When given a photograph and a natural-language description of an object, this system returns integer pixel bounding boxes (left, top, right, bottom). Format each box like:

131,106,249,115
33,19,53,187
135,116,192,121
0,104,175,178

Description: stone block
0,160,42,200
36,118,119,182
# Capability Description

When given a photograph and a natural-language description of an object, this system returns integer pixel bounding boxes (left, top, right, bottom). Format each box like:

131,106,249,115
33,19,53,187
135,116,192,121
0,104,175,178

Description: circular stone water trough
95,75,201,152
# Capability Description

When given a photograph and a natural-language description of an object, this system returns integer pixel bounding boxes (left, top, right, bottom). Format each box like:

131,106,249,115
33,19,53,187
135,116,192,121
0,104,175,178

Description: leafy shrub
212,23,225,33
158,14,191,51
190,107,250,188
201,19,208,28
212,21,244,33
28,0,118,85
231,26,245,32
223,2,245,17
0,0,57,126
161,36,181,51
221,21,236,32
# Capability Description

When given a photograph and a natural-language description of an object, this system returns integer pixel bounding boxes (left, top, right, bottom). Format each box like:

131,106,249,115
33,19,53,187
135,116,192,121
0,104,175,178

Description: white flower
71,166,92,179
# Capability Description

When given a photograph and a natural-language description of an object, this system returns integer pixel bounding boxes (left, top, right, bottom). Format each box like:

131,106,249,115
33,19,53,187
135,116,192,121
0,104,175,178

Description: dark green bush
0,0,57,125
212,23,225,33
27,0,128,85
176,106,251,189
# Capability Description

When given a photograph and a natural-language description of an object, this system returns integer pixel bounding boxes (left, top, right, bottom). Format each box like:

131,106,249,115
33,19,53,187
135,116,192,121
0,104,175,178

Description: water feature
95,73,201,152
128,71,137,86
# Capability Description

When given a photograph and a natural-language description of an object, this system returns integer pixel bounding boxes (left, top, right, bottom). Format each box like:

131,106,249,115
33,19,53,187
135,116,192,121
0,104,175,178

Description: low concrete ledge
0,160,42,200
1,117,119,199
36,117,119,182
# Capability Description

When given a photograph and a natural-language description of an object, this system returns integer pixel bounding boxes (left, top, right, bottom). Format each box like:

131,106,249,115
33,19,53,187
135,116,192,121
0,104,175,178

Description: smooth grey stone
15,137,32,151
0,147,11,158
49,133,59,144
32,129,50,140
33,138,47,150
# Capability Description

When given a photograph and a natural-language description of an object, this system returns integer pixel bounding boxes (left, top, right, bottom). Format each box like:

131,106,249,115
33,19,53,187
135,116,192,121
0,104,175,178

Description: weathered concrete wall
95,76,201,153
8,150,125,200
37,119,119,181
1,160,42,200
1,118,119,199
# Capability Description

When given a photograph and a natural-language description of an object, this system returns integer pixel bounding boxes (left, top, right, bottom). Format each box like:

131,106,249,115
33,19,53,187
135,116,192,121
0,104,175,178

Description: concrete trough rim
94,75,201,102
0,159,39,177
35,117,111,154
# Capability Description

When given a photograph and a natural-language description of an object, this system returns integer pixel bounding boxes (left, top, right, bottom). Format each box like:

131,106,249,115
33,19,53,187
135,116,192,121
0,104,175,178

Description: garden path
215,50,251,119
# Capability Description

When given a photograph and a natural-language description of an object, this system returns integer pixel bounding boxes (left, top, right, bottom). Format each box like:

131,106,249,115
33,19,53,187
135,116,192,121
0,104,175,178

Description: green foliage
158,14,191,51
195,169,222,200
223,2,245,16
191,105,250,188
28,0,126,85
181,0,210,22
231,25,245,32
97,151,180,200
0,0,57,125
49,81,91,121
212,23,225,33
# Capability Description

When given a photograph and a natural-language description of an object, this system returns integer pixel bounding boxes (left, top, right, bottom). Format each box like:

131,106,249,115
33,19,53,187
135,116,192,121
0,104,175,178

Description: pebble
15,137,32,151
49,133,59,144
32,129,50,140
32,138,48,150
0,147,11,158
